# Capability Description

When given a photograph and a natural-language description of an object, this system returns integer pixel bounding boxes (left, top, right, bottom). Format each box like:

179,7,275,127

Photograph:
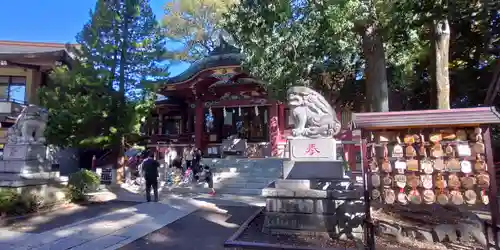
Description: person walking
192,148,202,181
141,150,160,202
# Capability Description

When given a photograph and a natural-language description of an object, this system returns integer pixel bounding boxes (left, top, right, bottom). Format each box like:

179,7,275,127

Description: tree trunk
361,23,389,112
114,1,130,184
431,19,451,109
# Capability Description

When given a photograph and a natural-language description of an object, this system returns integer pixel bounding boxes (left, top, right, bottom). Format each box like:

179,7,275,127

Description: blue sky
0,0,189,76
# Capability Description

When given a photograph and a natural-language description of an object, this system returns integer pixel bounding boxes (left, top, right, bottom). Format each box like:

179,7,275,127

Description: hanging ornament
254,106,259,116
209,106,213,116
238,107,242,116
223,107,227,117
232,108,235,113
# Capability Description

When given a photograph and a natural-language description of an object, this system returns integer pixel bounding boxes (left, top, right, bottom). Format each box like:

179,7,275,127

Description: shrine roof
352,107,500,129
167,38,243,84
0,40,76,66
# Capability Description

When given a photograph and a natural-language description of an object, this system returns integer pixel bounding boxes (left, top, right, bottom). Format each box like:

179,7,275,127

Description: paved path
0,200,199,249
0,189,263,250
119,205,260,250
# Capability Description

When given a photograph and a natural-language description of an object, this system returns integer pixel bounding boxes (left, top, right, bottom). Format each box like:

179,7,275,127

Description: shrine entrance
205,106,269,143
145,38,286,158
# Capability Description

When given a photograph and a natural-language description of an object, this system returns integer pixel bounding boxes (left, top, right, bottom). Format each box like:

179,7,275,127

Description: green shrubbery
0,189,43,216
67,169,100,201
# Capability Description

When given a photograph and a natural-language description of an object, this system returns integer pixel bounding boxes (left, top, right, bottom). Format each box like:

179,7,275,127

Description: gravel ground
2,200,140,233
238,212,357,248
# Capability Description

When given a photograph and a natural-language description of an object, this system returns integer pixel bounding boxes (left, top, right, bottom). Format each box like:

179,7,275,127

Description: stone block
275,179,310,190
0,160,50,174
274,199,314,214
262,188,294,197
266,198,277,212
314,199,338,214
283,161,346,180
288,138,338,162
294,189,327,198
3,144,47,161
264,212,338,232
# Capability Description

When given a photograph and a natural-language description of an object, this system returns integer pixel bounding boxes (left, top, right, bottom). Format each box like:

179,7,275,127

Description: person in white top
183,145,194,170
167,146,177,167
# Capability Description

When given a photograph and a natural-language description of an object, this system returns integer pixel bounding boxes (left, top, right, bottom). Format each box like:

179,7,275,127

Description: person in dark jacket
192,148,202,181
141,150,160,202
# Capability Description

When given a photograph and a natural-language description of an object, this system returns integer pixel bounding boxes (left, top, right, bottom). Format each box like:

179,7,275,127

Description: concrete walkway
0,198,210,250
0,188,264,250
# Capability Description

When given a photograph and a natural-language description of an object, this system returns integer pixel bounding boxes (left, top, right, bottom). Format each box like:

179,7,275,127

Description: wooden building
146,39,355,159
0,40,74,145
146,39,289,157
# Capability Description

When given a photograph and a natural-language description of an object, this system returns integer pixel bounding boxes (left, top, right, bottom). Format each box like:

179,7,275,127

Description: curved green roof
167,38,244,84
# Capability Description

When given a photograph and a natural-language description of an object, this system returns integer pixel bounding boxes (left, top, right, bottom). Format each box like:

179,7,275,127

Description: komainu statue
7,105,48,144
287,86,341,138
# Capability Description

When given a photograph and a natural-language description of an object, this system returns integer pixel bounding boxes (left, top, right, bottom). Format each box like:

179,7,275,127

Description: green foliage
39,66,117,148
224,0,499,111
39,0,168,150
0,189,43,215
67,169,101,202
162,0,238,62
224,0,364,105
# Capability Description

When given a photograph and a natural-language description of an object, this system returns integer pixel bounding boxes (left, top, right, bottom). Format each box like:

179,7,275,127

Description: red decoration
305,144,320,156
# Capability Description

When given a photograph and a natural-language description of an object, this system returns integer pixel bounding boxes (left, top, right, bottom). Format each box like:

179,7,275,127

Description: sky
0,0,189,76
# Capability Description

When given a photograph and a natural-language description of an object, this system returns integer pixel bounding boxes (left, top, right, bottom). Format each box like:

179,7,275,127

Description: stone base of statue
261,86,365,241
286,137,348,180
262,179,364,239
3,143,48,161
0,143,66,205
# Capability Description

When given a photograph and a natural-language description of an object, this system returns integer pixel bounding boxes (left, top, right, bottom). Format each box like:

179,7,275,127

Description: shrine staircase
168,158,283,196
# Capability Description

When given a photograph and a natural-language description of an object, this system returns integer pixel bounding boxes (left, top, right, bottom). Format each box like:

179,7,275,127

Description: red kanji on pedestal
305,144,320,156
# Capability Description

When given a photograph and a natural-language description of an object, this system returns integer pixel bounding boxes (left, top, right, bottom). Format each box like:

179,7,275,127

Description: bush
0,189,19,215
0,189,43,216
67,169,100,202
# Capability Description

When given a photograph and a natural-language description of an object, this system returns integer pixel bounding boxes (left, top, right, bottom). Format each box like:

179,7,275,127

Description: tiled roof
0,40,75,55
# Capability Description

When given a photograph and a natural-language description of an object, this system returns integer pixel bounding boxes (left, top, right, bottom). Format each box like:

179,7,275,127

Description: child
199,165,215,196
182,167,193,185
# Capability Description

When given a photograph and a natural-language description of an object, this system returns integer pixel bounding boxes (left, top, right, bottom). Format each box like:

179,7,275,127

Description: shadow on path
119,205,259,250
2,200,140,233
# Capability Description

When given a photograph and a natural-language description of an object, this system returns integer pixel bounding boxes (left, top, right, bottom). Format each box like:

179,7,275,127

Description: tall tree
162,0,238,62
40,65,118,149
224,0,422,112
40,0,167,176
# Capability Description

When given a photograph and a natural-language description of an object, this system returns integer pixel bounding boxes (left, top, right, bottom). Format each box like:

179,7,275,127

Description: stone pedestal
0,143,66,206
3,144,47,161
262,182,365,238
286,137,347,180
288,137,338,162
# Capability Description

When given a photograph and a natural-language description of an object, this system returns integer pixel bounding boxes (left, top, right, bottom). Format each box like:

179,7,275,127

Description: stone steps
167,158,283,196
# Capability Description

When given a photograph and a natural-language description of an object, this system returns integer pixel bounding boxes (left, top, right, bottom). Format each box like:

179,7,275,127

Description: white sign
289,138,338,162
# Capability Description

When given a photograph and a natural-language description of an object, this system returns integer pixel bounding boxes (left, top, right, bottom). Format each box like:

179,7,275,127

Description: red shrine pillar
278,103,285,135
194,100,204,149
268,102,280,157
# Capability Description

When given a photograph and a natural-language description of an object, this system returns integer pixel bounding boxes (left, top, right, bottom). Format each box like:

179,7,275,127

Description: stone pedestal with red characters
285,137,347,180
262,87,363,240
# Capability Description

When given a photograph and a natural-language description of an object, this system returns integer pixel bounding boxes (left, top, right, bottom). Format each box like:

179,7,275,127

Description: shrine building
0,40,74,146
146,39,353,158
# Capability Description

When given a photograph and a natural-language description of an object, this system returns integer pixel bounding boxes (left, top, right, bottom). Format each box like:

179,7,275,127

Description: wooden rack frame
353,107,500,250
